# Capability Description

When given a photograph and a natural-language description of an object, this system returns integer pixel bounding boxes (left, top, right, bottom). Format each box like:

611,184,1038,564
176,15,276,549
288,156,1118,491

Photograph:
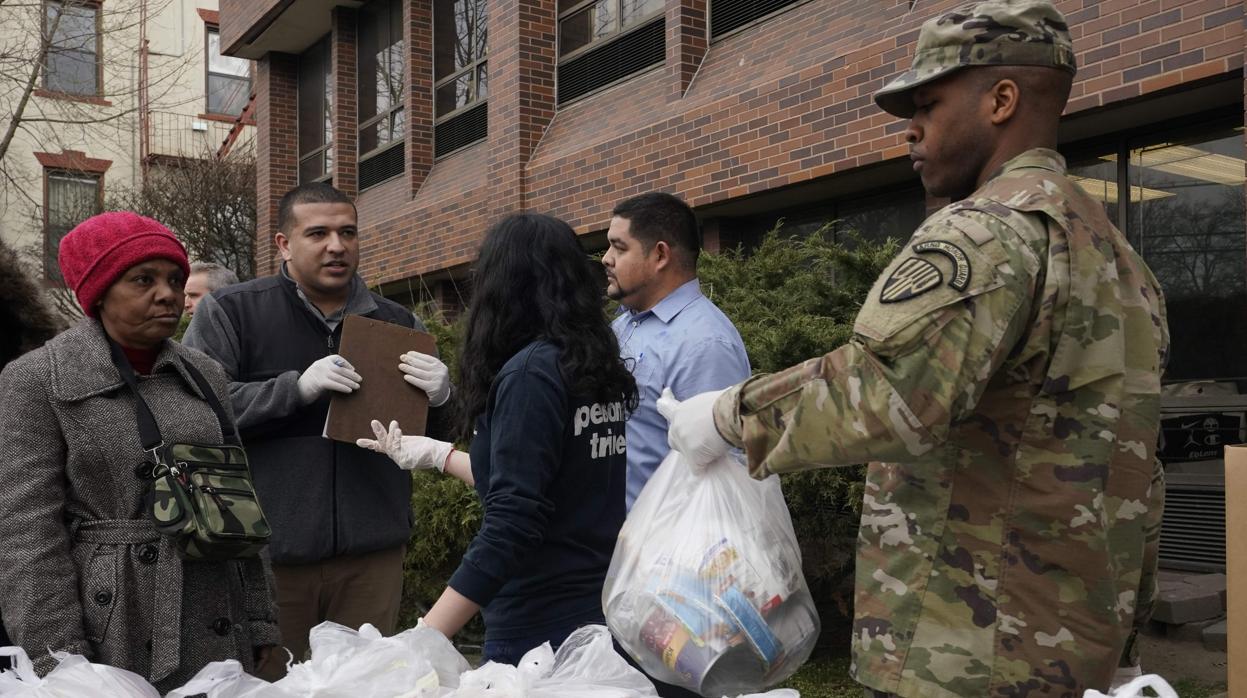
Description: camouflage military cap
874,0,1077,118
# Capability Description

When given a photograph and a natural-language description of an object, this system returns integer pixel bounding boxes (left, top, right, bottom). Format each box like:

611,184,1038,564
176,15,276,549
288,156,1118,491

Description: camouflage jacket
713,149,1169,697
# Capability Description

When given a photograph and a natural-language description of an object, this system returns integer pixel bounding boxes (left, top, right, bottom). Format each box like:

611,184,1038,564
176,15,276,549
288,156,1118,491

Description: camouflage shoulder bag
109,340,271,561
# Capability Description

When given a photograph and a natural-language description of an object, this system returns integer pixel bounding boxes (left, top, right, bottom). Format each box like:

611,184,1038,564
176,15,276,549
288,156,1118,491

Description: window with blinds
45,171,100,280
44,0,101,96
206,28,251,117
359,0,405,188
434,0,488,158
557,0,663,106
709,0,803,40
298,36,333,183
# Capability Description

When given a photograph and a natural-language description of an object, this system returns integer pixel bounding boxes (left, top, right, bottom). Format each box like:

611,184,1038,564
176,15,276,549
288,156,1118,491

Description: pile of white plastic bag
0,623,806,697
0,623,1187,697
0,647,160,698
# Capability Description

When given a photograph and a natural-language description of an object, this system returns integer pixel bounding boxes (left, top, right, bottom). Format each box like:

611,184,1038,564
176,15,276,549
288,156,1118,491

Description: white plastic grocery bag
390,621,472,688
165,659,290,698
0,647,159,697
1084,674,1179,698
604,451,820,697
447,626,657,698
534,625,657,697
272,622,441,697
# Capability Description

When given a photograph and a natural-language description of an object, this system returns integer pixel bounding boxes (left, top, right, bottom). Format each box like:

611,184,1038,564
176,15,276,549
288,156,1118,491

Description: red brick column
332,7,359,197
255,52,299,277
667,0,708,102
407,0,434,195
486,0,557,219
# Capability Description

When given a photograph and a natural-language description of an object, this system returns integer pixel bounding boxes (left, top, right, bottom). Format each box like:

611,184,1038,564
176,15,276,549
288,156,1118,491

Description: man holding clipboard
184,182,451,666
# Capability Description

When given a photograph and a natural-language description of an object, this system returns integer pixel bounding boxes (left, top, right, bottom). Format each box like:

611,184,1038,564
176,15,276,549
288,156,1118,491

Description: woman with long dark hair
359,212,637,663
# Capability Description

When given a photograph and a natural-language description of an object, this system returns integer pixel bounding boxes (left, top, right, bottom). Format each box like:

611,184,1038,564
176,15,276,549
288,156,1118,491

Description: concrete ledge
1153,572,1228,625
1202,619,1228,652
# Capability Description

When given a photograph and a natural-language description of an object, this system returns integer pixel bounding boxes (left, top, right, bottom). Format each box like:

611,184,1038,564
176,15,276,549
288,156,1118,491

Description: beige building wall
0,0,252,282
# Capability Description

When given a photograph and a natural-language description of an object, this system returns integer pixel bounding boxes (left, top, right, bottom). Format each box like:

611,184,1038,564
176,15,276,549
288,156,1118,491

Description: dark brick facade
226,0,1246,300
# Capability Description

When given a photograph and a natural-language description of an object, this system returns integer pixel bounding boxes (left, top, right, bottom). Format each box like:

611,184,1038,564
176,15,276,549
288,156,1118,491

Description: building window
43,0,101,97
298,36,332,184
558,0,662,57
1129,124,1245,381
45,171,101,280
556,0,664,105
433,0,487,157
1067,118,1247,381
709,0,804,40
720,187,926,253
206,27,251,117
358,0,405,187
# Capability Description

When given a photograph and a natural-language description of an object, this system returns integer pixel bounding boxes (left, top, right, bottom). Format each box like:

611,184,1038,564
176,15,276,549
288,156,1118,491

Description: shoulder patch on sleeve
880,257,943,303
854,215,1006,345
912,240,970,291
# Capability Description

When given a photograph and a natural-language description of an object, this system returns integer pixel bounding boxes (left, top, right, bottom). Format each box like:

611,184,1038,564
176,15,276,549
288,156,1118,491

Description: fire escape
137,1,254,180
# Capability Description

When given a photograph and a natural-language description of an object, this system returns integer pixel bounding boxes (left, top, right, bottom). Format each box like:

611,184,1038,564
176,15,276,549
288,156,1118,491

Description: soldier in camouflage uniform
657,2,1169,696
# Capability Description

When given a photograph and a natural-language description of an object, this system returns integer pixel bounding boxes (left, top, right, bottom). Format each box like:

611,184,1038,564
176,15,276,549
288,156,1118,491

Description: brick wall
220,0,287,55
332,8,359,197
254,52,298,277
238,0,1245,291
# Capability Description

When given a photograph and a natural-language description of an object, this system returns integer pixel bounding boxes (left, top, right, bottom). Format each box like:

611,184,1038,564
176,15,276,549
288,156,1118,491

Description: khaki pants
270,546,405,666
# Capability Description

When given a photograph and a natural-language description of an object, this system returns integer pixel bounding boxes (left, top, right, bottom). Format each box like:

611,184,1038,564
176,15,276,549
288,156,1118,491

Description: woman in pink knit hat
0,212,279,690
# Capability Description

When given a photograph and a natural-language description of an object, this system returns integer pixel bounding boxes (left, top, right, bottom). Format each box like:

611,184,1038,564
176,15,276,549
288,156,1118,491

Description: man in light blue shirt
604,192,751,510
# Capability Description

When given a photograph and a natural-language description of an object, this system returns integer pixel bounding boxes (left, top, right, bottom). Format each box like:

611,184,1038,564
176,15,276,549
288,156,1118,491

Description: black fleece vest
214,274,417,564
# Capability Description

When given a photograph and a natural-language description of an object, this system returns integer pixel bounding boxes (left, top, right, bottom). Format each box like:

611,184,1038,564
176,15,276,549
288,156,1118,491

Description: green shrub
397,305,486,645
397,224,899,651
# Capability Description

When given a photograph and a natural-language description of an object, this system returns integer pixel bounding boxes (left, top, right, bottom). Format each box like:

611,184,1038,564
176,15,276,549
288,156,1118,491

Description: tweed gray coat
0,319,280,691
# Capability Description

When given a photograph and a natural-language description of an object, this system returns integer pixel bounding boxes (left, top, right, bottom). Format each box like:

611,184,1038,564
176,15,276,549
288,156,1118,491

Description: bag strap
107,338,164,455
107,340,241,452
178,359,241,446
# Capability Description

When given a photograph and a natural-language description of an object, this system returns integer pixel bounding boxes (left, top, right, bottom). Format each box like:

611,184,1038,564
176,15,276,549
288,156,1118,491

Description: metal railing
147,110,252,161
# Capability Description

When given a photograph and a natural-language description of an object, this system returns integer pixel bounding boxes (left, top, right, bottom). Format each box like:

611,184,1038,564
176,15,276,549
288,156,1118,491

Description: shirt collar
630,279,704,324
280,262,377,328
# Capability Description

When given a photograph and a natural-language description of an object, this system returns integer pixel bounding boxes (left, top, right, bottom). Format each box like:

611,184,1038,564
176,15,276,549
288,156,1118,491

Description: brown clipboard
323,314,438,443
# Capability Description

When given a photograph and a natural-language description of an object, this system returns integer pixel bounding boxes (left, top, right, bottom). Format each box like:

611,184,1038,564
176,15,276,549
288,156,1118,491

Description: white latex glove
297,354,361,404
656,387,731,470
356,419,453,472
399,351,452,407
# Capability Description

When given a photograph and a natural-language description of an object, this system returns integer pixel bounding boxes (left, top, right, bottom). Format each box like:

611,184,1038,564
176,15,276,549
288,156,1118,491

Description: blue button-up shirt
612,279,751,509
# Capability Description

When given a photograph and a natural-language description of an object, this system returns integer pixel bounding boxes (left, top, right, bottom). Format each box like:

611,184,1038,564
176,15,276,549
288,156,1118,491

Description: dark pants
270,546,406,665
481,623,588,665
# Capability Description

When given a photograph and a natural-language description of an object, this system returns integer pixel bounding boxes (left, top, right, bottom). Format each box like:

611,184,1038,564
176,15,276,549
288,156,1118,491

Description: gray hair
189,261,239,292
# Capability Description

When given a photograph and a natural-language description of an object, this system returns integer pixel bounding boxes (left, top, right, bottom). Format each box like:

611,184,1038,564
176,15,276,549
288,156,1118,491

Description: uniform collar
995,148,1067,177
629,279,704,324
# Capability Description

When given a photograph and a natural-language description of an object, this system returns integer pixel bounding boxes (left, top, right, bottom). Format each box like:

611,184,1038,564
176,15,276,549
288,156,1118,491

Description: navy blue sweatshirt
447,341,628,640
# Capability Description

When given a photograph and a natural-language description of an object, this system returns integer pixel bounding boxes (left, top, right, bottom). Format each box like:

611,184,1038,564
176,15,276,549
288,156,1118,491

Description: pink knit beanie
58,211,190,317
